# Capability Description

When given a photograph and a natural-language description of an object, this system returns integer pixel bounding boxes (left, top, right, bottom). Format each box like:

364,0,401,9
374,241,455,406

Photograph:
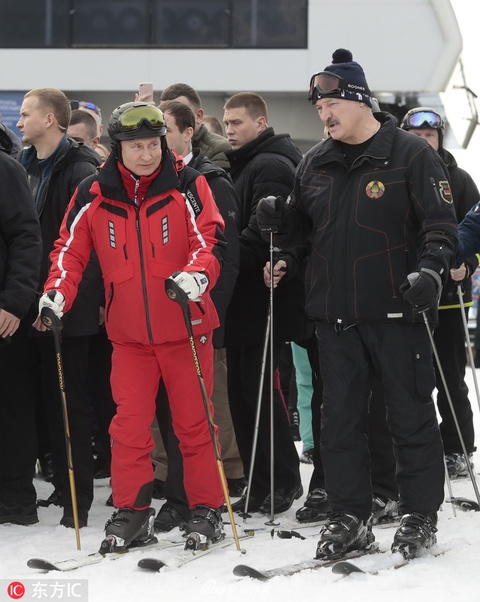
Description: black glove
256,196,284,235
399,269,441,314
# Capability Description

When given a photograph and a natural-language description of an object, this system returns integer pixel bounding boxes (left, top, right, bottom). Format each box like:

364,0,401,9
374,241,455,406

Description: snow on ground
1,370,480,602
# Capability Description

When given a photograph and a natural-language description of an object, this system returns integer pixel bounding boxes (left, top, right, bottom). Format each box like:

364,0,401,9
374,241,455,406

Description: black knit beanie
322,49,372,107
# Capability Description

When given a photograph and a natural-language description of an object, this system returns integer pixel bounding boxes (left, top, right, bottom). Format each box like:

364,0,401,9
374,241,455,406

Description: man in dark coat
4,87,101,528
260,50,458,560
223,92,305,515
0,150,42,525
400,107,478,478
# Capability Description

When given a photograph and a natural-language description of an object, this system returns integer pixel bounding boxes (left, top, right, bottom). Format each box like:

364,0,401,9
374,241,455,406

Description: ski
27,536,190,572
446,497,480,512
331,545,454,576
137,532,253,572
233,544,381,581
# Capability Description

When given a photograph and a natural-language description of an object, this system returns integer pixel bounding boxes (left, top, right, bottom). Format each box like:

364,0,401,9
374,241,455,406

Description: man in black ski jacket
3,87,101,528
400,107,478,478
222,92,306,515
259,49,458,560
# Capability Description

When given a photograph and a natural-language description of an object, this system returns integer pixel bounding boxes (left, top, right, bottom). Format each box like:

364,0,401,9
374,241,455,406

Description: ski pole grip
40,306,63,332
165,273,189,307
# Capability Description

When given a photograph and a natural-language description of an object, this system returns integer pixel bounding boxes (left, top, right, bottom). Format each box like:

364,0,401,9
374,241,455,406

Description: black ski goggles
118,105,166,134
403,109,443,129
308,72,348,103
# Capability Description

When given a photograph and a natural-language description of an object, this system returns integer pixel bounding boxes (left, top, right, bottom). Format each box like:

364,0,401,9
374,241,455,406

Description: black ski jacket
0,152,42,320
19,137,102,336
287,112,458,325
437,147,479,308
183,148,240,348
224,127,308,346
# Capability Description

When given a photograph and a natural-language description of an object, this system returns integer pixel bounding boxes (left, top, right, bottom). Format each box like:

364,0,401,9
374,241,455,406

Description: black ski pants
0,321,93,510
226,341,301,500
434,308,475,455
303,335,397,501
316,321,445,521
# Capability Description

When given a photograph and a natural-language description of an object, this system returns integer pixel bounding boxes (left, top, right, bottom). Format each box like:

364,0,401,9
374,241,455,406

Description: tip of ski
137,557,166,572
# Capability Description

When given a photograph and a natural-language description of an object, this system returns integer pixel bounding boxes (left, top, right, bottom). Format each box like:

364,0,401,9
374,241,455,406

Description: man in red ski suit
36,102,227,550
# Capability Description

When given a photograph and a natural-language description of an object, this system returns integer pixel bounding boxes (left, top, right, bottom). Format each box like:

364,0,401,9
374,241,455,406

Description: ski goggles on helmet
403,109,443,129
118,105,166,135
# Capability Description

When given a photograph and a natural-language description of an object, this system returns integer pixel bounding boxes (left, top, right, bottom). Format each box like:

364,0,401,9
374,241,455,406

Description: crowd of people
0,47,478,560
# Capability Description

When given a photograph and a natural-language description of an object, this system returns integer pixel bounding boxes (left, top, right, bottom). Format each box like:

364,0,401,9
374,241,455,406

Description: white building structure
0,0,473,152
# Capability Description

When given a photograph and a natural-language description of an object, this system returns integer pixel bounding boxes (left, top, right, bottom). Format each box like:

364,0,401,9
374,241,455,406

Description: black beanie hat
321,49,372,107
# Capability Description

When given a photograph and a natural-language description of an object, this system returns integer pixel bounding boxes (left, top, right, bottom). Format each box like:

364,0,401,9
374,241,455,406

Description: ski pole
242,310,269,519
443,455,457,518
457,284,480,413
40,307,81,550
164,276,242,552
422,312,480,507
265,230,279,527
257,197,282,527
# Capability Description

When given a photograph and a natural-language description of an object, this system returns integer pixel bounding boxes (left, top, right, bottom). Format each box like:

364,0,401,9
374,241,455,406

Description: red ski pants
109,336,224,510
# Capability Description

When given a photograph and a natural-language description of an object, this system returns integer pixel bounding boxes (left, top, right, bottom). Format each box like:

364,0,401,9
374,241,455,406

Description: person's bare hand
451,264,467,281
32,315,48,332
134,92,156,105
0,308,19,338
263,260,287,288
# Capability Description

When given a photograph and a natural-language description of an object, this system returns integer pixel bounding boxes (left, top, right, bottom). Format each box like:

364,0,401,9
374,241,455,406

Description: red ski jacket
44,150,226,345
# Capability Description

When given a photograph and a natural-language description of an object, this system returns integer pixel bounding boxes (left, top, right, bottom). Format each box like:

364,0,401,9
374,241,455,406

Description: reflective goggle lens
308,73,344,103
119,106,165,132
406,110,442,128
308,73,343,102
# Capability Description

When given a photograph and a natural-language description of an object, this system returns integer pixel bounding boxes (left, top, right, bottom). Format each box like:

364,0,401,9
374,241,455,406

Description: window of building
0,0,308,49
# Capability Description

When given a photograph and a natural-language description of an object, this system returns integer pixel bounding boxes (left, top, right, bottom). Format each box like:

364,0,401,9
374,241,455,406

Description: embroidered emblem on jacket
365,181,385,199
438,180,453,204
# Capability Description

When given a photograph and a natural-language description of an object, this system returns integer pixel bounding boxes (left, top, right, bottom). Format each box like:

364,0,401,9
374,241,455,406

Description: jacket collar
97,149,182,204
312,112,397,169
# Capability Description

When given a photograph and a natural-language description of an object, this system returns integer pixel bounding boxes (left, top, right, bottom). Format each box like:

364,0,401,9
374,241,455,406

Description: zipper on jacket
134,178,140,206
135,208,154,343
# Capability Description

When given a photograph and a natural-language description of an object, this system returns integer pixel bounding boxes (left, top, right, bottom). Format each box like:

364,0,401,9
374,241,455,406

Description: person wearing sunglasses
34,101,228,552
259,49,458,561
70,100,103,137
67,109,100,150
400,107,478,480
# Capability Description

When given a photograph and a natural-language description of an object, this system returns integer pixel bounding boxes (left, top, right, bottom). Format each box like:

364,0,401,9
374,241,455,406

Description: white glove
172,271,208,301
38,290,65,319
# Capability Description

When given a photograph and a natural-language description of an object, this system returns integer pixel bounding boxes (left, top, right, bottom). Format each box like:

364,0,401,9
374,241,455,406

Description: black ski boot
391,512,437,559
184,505,224,550
445,453,473,479
154,502,188,532
99,507,157,553
296,488,330,523
371,494,399,525
316,513,375,560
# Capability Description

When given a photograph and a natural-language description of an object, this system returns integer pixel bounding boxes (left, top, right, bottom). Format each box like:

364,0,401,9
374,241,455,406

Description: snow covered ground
1,370,480,602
